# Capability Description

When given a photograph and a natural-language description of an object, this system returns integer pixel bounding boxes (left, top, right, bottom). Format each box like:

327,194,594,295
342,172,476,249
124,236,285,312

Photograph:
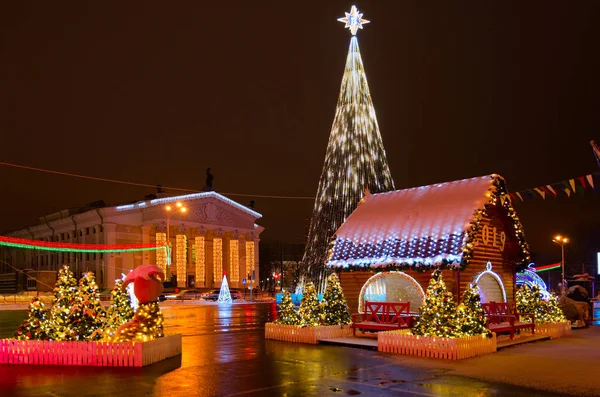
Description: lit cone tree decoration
303,6,395,290
456,284,491,337
112,265,165,342
298,282,321,327
13,297,51,340
412,270,459,338
70,271,106,341
49,264,78,341
516,285,566,324
320,273,351,325
218,275,232,304
103,278,134,339
275,290,300,325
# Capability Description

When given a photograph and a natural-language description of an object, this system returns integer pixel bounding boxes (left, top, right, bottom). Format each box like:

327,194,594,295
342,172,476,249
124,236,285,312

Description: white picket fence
530,322,572,339
265,323,352,344
0,334,182,367
378,330,497,360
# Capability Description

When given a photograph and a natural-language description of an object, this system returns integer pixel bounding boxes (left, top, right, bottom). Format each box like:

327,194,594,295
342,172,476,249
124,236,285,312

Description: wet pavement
0,303,581,397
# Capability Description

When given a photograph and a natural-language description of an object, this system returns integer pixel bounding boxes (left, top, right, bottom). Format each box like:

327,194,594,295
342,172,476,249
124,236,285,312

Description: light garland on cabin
213,238,223,281
176,235,187,284
155,233,167,275
474,262,507,302
195,236,205,283
229,239,239,282
303,5,395,286
245,241,255,278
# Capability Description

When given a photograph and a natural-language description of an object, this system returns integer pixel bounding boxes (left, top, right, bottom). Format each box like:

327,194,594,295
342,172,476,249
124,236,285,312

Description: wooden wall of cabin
461,207,521,302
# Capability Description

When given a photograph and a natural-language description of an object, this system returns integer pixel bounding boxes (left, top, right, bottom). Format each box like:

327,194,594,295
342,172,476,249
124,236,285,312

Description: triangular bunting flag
546,185,557,197
587,174,595,189
578,176,587,188
515,192,523,201
534,188,546,199
564,188,572,197
569,179,576,192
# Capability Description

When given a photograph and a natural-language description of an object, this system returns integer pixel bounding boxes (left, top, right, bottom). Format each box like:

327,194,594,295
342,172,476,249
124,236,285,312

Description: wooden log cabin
325,174,531,314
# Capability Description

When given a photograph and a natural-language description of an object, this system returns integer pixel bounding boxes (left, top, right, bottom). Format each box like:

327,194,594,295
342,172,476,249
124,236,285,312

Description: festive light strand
0,236,167,253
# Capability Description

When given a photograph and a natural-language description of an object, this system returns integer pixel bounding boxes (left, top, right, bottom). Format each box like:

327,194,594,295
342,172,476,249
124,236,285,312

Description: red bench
351,301,413,336
482,301,535,339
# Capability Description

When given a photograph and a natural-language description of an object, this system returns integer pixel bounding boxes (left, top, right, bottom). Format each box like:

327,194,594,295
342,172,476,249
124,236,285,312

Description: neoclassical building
2,191,263,290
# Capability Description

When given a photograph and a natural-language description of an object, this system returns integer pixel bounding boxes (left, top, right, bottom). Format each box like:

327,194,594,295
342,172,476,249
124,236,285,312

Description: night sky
1,2,599,271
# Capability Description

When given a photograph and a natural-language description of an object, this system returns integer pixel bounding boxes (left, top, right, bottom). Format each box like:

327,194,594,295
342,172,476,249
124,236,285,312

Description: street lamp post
552,235,569,295
165,202,187,282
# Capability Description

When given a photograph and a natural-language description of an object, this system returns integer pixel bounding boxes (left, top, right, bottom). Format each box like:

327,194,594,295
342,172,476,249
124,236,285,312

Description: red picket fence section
0,334,181,367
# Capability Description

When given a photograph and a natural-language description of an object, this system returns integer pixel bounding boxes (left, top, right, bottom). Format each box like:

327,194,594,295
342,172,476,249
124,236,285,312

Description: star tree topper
337,5,370,36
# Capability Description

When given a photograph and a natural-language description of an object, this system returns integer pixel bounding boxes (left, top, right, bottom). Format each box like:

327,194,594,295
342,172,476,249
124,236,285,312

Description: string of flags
510,141,600,202
509,171,600,202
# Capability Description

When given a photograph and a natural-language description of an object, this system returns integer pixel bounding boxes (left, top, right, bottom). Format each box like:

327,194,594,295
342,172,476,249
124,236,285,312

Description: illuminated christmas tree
218,275,233,303
275,290,301,325
516,285,566,324
70,271,106,341
103,279,134,339
13,297,50,340
303,6,395,290
456,284,491,337
298,282,321,327
412,270,459,338
49,264,78,341
321,273,351,325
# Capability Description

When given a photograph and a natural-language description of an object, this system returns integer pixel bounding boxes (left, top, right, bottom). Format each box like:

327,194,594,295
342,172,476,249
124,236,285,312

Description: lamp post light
552,235,569,295
165,202,187,279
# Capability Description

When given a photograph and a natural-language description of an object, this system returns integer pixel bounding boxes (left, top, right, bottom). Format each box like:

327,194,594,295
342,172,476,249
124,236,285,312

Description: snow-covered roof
326,175,498,269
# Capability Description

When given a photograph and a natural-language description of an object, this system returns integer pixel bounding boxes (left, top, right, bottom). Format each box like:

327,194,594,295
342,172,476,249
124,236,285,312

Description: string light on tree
320,273,352,325
49,265,78,341
103,278,134,339
303,5,395,290
275,291,301,325
298,282,321,327
412,270,459,338
13,297,51,340
218,274,233,304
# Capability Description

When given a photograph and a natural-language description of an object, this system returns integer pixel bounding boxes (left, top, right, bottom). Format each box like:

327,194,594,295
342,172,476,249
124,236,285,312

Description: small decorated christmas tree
218,275,232,303
70,272,106,341
412,270,458,338
49,265,78,341
517,285,566,324
275,290,301,325
298,282,321,327
456,284,491,337
544,292,567,323
320,273,351,325
13,297,50,340
103,279,134,339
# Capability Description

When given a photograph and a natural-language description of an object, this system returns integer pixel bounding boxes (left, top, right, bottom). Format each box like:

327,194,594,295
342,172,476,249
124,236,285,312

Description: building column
228,231,240,289
213,230,223,288
103,223,117,289
175,233,188,288
194,230,206,288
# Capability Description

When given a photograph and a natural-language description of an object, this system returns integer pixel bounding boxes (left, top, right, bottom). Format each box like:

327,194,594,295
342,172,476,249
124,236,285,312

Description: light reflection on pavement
0,303,577,397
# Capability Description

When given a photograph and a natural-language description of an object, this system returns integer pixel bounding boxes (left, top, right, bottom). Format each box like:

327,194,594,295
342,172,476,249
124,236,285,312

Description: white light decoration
229,239,239,282
218,275,232,304
155,233,167,275
337,5,370,36
246,241,255,279
122,273,139,311
213,237,223,282
176,235,187,287
597,252,600,275
303,6,394,286
474,262,507,302
195,236,205,283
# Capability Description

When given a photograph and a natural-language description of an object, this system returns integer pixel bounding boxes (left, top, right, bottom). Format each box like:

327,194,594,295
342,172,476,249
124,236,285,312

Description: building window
86,227,90,235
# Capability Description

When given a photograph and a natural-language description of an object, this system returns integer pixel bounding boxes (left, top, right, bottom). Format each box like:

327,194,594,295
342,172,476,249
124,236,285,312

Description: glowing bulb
176,202,183,208
181,207,187,213
166,205,172,211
